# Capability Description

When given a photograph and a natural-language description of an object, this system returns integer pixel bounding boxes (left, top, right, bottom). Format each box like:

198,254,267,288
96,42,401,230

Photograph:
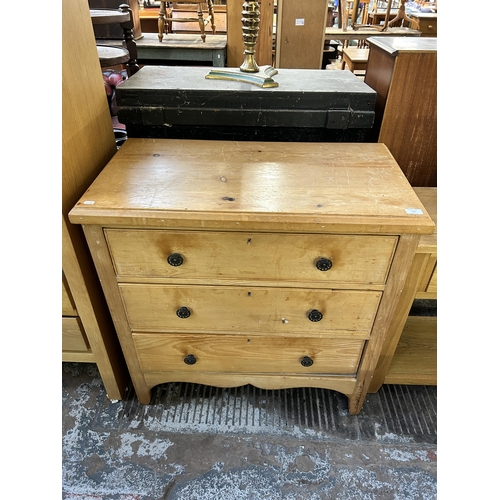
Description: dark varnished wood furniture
89,0,143,40
91,4,140,76
364,36,437,187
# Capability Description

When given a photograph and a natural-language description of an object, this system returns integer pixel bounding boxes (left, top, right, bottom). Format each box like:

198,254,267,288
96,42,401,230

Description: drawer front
106,230,397,285
62,317,90,352
420,20,437,36
133,333,364,375
120,284,382,337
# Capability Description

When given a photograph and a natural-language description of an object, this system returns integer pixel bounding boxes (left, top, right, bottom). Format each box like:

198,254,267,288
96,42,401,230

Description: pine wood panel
275,0,328,69
106,230,397,285
120,284,381,337
82,224,153,404
349,233,420,413
62,0,129,399
226,0,273,67
134,333,364,374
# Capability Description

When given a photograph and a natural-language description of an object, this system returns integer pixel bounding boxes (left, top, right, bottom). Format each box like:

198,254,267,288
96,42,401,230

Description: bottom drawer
133,333,364,375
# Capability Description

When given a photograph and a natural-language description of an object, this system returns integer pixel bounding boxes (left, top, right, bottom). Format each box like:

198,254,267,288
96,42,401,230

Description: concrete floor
62,362,437,500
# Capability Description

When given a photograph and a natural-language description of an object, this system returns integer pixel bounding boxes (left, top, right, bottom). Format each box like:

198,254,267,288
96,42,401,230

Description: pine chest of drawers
69,139,434,414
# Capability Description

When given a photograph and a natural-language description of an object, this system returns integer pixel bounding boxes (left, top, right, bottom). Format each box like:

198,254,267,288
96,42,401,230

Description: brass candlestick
206,0,278,88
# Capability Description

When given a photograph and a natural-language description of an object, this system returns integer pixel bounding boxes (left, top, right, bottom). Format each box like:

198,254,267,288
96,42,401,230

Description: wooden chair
90,4,140,77
366,0,399,27
339,0,369,29
158,0,216,42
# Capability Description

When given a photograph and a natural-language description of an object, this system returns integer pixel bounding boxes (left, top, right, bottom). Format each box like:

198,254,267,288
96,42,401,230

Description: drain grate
116,381,436,443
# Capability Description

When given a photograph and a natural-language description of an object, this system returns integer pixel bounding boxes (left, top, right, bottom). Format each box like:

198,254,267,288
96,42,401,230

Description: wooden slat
62,317,90,352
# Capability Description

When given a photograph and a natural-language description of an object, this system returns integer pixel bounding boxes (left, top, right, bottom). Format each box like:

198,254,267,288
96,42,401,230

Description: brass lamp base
205,0,278,88
206,65,278,88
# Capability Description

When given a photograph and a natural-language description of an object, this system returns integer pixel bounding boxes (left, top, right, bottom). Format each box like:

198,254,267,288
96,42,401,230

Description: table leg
207,0,216,34
158,0,166,42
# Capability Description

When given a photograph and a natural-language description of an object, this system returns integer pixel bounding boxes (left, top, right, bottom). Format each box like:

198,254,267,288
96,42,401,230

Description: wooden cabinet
69,139,434,414
364,37,437,187
63,0,129,399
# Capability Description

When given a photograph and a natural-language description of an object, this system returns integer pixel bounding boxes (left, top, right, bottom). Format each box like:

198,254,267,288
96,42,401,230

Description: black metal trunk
116,66,377,142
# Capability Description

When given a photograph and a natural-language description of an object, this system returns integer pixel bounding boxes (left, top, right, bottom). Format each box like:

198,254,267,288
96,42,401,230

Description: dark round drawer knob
184,354,197,365
315,257,332,271
308,309,323,322
176,306,191,319
167,253,184,266
301,356,314,367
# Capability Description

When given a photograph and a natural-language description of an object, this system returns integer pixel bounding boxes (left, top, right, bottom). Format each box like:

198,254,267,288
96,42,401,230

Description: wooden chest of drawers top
70,139,435,235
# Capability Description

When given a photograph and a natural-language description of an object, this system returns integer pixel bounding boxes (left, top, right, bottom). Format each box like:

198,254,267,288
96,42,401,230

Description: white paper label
83,200,95,205
405,208,423,214
295,18,305,26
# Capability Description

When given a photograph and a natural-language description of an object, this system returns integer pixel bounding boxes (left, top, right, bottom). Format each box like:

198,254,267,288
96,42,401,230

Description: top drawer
105,230,397,285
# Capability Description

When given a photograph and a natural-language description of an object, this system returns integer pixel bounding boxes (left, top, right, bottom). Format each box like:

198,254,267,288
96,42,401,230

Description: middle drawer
119,284,382,338
106,230,397,285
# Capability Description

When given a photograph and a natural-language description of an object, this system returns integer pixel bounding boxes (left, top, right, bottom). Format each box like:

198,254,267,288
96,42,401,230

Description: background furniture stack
89,0,143,39
90,4,140,77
